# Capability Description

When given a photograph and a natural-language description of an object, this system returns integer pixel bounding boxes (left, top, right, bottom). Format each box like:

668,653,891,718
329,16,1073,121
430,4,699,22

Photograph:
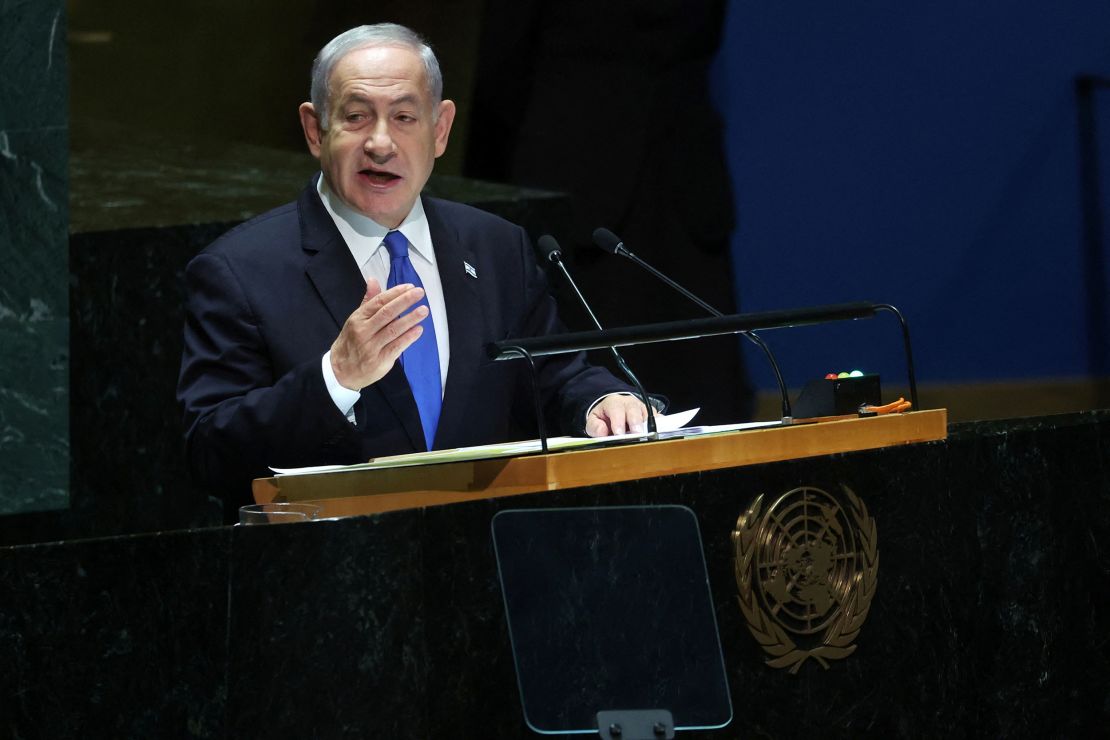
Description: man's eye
345,113,366,123
397,114,416,123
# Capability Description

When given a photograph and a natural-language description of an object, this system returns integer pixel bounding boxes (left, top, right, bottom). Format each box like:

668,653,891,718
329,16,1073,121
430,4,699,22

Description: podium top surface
253,409,947,519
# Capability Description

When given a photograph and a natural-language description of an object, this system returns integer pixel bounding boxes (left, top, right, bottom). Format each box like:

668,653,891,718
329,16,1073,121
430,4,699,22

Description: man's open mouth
361,168,401,186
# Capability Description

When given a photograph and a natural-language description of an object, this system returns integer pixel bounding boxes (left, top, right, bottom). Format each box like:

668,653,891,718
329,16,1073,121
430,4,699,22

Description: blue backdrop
713,1,1110,390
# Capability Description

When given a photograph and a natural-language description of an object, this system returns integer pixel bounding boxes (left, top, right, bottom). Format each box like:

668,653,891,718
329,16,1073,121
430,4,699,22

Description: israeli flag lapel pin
464,260,478,279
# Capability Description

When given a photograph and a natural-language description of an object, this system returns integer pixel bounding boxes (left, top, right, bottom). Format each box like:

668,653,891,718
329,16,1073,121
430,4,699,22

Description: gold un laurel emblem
732,485,878,673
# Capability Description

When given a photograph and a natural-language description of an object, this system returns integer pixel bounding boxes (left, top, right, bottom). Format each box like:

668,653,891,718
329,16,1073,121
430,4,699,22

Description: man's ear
433,99,456,158
299,102,324,158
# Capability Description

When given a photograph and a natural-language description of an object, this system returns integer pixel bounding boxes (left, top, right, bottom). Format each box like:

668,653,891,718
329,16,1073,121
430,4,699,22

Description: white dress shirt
316,178,450,420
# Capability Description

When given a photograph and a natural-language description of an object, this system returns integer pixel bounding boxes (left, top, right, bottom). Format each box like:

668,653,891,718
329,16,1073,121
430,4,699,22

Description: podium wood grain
253,409,947,518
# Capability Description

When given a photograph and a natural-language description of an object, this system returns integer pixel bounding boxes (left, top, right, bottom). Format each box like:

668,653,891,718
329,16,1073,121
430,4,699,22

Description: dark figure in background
466,0,754,424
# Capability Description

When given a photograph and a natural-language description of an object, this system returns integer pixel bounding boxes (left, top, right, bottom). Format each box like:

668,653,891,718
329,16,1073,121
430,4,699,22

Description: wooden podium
253,409,947,519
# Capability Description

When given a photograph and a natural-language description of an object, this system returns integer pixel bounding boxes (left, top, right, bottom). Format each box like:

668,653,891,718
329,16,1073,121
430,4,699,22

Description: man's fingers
346,288,430,354
608,405,628,435
378,302,430,343
332,284,432,390
625,401,647,433
587,402,626,437
585,415,608,438
356,283,422,320
379,287,427,324
360,277,383,305
382,324,424,361
587,396,650,438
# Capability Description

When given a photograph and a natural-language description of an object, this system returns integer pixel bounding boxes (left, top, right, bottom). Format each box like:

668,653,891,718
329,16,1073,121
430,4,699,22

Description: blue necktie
383,230,441,450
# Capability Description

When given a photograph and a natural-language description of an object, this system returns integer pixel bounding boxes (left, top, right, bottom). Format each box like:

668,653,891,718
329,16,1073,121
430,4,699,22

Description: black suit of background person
465,0,754,424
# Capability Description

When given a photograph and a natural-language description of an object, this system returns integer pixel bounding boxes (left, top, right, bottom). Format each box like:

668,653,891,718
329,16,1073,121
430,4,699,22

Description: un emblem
731,485,878,673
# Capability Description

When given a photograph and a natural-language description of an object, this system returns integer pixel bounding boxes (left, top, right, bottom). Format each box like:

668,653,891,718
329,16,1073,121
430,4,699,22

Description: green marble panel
0,0,69,514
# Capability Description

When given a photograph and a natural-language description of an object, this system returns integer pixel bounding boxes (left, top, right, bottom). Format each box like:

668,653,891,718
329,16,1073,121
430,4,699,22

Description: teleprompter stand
596,709,675,739
492,506,732,737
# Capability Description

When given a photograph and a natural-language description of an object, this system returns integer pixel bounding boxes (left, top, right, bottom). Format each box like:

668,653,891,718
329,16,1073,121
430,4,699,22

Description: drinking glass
238,502,322,525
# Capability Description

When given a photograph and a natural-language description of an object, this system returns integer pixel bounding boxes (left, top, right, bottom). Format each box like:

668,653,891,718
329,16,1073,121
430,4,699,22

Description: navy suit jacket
178,182,630,508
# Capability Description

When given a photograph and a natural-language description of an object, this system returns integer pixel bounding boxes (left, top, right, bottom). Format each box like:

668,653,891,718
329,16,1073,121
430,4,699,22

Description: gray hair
310,23,443,130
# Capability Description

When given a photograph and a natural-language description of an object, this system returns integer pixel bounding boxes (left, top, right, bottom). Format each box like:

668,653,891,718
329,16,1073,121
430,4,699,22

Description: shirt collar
316,176,436,267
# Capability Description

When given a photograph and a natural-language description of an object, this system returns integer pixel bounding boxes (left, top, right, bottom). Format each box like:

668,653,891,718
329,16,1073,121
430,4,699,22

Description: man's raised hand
330,278,428,391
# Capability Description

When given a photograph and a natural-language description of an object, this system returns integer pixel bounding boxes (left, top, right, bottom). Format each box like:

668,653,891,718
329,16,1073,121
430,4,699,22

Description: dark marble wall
1,412,1107,738
0,528,229,736
0,1,68,514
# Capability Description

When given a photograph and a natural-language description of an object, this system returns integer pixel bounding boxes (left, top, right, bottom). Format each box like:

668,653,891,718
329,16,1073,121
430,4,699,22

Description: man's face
299,45,455,228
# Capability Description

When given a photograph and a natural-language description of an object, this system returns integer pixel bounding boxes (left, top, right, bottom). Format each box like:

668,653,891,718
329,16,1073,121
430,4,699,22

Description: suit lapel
300,184,364,329
298,181,425,451
425,197,485,449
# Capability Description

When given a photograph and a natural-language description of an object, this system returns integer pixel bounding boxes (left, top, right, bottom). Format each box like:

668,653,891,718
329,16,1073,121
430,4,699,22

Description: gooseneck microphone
591,227,793,421
537,235,658,435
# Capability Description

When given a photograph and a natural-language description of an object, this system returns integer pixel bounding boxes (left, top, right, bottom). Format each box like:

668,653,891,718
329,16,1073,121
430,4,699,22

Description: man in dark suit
177,24,647,511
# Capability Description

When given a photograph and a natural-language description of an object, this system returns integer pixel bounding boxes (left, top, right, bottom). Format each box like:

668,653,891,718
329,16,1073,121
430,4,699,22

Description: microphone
537,235,658,435
591,228,793,421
